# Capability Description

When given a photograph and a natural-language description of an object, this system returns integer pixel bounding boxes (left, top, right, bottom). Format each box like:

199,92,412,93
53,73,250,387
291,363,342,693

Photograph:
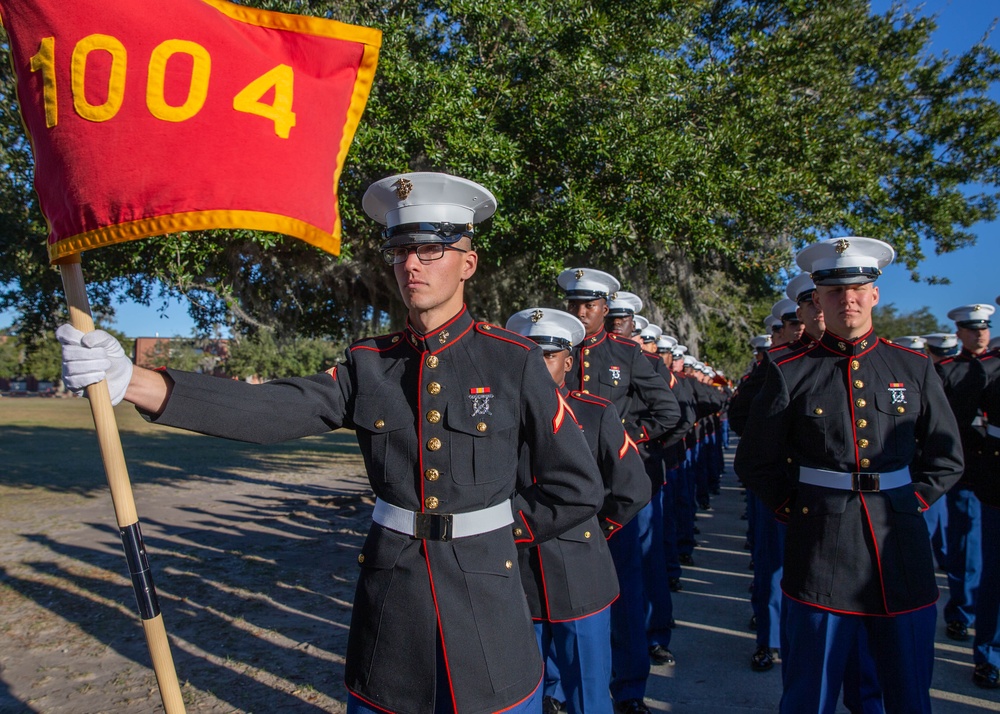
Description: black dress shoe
649,644,676,665
543,696,564,714
974,663,1000,689
614,699,651,714
679,553,695,566
750,645,776,672
669,577,683,592
946,620,970,641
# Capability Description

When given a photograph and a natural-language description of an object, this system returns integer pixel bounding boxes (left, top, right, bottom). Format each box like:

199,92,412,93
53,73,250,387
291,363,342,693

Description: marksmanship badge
888,382,907,404
609,365,622,380
469,387,493,416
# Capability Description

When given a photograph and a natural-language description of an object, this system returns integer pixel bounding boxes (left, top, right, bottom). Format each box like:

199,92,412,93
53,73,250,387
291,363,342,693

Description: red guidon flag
0,0,381,262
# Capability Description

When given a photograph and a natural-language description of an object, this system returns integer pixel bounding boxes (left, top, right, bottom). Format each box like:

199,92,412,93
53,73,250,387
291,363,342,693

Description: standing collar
583,328,608,347
404,306,475,353
959,347,987,361
819,326,878,357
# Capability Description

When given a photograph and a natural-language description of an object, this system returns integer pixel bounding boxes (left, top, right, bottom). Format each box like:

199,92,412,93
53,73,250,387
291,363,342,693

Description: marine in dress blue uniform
936,304,998,642
558,269,682,714
735,236,963,714
973,303,1000,688
506,307,651,714
61,173,605,714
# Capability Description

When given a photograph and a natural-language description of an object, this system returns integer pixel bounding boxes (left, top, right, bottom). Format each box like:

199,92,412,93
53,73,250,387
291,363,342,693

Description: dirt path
0,400,373,713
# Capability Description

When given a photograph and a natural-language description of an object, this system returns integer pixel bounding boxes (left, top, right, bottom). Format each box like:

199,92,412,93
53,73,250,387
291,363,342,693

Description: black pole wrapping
120,522,161,620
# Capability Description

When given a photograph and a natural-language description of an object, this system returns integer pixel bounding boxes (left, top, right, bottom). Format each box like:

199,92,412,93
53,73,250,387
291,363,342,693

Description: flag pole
59,255,187,714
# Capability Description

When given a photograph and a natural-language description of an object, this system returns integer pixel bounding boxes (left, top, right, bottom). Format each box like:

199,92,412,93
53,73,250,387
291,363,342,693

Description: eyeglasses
382,244,469,265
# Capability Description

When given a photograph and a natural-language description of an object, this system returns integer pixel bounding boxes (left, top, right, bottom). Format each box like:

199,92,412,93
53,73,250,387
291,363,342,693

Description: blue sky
870,0,999,327
3,0,999,338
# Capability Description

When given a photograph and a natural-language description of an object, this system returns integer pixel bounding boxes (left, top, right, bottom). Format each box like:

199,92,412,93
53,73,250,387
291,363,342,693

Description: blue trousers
749,493,784,649
676,449,696,557
536,609,613,714
662,467,682,579
780,598,935,714
975,504,1000,668
638,495,673,648
944,484,982,626
608,516,650,701
923,495,948,570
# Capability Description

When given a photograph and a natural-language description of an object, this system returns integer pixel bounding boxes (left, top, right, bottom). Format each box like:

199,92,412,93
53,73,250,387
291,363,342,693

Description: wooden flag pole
59,256,187,714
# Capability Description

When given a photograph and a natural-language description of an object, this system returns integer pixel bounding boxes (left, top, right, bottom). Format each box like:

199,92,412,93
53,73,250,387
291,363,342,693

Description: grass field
0,397,364,498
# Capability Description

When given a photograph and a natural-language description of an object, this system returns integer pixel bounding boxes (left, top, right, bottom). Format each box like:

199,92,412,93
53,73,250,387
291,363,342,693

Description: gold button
513,528,523,537
425,468,439,481
482,324,492,330
896,406,905,414
584,361,590,368
814,407,824,415
358,554,365,564
856,398,867,408
851,360,860,370
427,410,441,424
427,437,442,451
583,375,591,382
613,380,619,386
427,382,441,395
582,389,590,394
584,348,591,356
584,531,591,539
426,355,439,369
784,507,791,513
787,457,793,464
854,380,864,389
476,422,488,432
607,524,615,531
425,497,439,509
858,438,869,448
392,335,400,343
374,419,385,429
857,419,867,428
802,506,809,514
505,560,513,570
860,458,871,468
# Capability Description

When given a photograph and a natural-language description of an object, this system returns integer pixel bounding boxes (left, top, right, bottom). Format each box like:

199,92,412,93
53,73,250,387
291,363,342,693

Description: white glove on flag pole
57,324,134,406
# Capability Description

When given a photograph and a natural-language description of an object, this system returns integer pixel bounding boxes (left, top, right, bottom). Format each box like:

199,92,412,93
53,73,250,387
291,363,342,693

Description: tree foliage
0,0,997,361
225,332,342,381
872,302,947,339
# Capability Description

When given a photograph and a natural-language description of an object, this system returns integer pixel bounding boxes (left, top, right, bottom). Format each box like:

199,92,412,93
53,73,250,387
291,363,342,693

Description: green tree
0,331,21,378
225,332,341,381
0,1,997,361
872,303,947,340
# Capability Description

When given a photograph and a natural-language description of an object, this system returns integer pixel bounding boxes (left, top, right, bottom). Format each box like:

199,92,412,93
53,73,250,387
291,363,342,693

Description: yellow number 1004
28,35,296,138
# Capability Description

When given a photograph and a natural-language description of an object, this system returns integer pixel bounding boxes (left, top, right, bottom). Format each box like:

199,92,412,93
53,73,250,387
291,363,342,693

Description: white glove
57,324,134,406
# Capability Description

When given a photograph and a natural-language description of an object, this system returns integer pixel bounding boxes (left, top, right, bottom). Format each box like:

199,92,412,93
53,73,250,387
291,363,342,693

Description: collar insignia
437,330,450,345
